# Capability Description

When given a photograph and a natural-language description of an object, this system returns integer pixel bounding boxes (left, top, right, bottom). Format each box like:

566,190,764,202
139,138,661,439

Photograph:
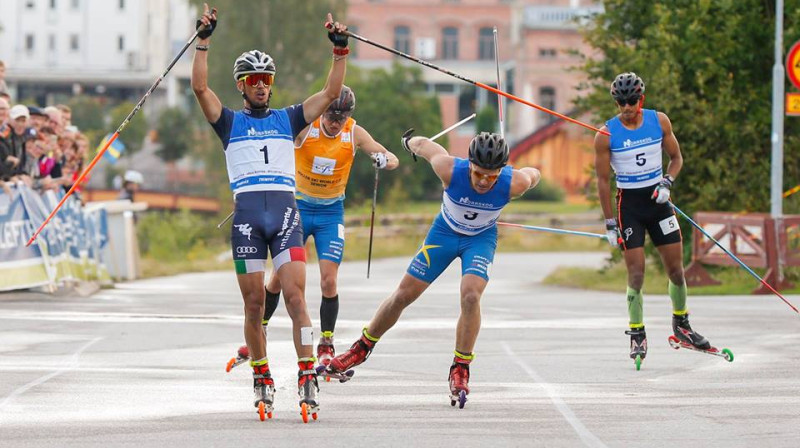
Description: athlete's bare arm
294,125,311,147
191,4,222,123
658,112,683,180
407,136,455,187
353,125,399,170
594,125,615,221
302,14,348,123
510,167,541,199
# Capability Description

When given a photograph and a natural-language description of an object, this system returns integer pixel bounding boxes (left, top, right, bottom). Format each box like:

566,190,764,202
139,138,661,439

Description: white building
0,0,195,110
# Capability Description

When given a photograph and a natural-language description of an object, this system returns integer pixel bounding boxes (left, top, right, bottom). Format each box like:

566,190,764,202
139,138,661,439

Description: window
434,83,455,94
539,48,557,59
394,26,410,55
71,0,79,9
478,27,494,60
442,27,459,60
458,85,477,120
70,34,79,51
50,0,56,9
119,0,124,10
26,0,35,9
25,34,35,51
539,87,556,123
118,35,125,51
48,34,56,51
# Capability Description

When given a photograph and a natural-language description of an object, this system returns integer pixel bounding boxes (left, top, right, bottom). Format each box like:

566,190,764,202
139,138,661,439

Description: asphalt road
1,252,798,447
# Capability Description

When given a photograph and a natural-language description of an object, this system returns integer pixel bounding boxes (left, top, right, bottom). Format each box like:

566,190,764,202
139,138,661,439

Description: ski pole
497,222,608,240
406,113,476,162
784,184,800,198
366,166,380,278
217,210,234,229
27,23,213,246
325,25,608,136
493,26,505,140
671,203,799,314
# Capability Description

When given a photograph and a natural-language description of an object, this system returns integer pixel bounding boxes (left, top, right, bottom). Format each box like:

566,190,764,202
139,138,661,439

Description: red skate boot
297,358,319,423
448,352,473,409
252,361,275,421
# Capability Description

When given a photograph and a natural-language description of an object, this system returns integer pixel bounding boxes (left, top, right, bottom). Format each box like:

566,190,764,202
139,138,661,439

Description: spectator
56,104,72,128
0,60,8,97
28,106,47,133
1,105,32,180
44,106,63,135
0,97,9,131
118,170,143,201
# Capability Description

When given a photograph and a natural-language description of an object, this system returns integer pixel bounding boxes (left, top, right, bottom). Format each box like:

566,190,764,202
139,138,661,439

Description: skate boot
252,361,275,421
317,335,336,368
625,327,647,370
448,351,473,409
297,358,319,423
327,329,377,374
672,314,710,350
226,345,250,372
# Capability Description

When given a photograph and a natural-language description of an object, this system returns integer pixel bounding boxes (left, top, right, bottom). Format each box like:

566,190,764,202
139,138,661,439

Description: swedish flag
99,134,126,164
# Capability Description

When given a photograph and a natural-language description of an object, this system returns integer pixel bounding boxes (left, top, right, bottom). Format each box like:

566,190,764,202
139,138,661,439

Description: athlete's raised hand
196,3,217,40
325,13,349,48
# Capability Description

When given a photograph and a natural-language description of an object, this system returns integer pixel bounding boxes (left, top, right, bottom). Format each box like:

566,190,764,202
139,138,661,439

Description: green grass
543,263,800,295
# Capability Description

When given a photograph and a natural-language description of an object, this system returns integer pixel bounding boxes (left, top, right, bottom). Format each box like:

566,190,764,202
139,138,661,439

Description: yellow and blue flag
99,134,126,164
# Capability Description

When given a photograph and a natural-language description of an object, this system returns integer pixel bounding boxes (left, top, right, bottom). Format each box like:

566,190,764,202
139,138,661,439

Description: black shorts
616,186,681,250
230,191,306,274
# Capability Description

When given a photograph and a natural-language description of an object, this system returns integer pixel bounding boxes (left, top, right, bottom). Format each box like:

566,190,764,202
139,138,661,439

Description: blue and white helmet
232,50,276,82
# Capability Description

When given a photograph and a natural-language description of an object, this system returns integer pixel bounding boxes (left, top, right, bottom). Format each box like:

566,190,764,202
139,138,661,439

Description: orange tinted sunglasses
470,166,500,182
240,73,274,87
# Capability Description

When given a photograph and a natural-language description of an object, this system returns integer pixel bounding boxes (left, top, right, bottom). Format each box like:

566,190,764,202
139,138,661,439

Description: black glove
196,16,217,39
328,28,349,48
401,128,417,162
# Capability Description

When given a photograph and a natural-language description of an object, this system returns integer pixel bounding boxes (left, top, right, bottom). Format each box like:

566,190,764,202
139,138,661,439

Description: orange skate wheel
325,376,331,382
267,411,273,419
301,403,309,423
312,412,318,421
258,402,266,421
226,358,236,372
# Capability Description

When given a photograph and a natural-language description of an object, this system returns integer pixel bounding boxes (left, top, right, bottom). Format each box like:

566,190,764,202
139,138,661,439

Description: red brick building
347,0,602,165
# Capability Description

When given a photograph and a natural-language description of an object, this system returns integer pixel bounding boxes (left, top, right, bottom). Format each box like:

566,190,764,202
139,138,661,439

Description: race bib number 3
659,215,679,235
312,156,336,176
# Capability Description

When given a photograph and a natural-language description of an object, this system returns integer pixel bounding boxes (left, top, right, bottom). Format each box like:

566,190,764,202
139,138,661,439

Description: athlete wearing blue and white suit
192,6,351,417
326,132,541,404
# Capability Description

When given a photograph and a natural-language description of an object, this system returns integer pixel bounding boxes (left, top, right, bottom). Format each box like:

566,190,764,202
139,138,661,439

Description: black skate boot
625,327,647,370
672,314,710,350
297,358,319,423
252,363,275,421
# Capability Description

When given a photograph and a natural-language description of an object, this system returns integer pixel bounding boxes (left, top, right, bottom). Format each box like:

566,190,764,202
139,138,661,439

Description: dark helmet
326,85,356,117
232,50,276,82
610,72,645,101
468,132,508,170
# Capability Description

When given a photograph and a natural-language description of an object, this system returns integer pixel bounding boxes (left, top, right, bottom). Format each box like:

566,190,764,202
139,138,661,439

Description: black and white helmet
326,85,356,116
232,50,276,82
468,132,508,170
610,72,645,101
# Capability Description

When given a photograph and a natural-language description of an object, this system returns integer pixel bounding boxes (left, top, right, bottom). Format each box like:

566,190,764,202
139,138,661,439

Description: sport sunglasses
239,73,274,87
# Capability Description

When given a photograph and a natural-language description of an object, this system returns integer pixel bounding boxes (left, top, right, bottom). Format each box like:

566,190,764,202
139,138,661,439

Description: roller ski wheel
449,390,467,409
299,402,318,423
226,345,249,372
634,354,642,371
256,401,273,421
668,335,734,362
316,365,355,383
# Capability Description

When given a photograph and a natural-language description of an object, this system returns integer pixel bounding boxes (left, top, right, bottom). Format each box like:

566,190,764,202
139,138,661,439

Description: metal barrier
685,212,797,293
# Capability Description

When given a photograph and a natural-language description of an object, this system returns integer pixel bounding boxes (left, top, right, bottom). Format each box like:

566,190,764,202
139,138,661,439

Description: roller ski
316,336,336,382
448,355,471,409
297,359,320,423
226,345,250,372
252,363,275,421
668,314,733,362
625,327,647,371
320,331,376,382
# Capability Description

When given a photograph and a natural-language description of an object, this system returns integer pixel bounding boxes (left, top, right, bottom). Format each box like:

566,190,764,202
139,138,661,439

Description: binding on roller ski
668,314,733,361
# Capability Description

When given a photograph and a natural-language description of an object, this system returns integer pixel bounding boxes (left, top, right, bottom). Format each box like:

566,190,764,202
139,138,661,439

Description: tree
187,0,347,107
156,107,194,162
313,64,443,203
577,0,800,215
109,101,147,154
475,106,498,134
67,96,105,135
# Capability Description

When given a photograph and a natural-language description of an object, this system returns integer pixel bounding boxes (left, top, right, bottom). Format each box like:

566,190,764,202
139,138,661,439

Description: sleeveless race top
606,109,664,189
440,158,513,235
294,116,356,202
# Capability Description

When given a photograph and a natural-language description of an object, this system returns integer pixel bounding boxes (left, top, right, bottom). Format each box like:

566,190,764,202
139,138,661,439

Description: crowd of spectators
0,59,89,198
